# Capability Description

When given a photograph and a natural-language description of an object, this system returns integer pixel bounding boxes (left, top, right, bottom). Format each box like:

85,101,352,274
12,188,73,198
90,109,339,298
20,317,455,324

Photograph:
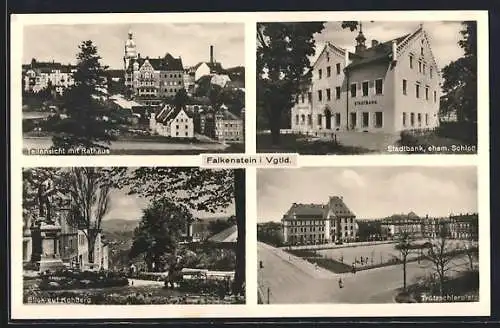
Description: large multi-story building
380,212,423,239
448,213,478,240
291,24,440,134
22,59,78,95
282,196,358,245
123,30,184,105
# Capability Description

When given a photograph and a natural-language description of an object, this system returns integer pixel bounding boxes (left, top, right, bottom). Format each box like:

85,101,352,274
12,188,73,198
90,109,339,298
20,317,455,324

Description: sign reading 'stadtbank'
354,100,378,106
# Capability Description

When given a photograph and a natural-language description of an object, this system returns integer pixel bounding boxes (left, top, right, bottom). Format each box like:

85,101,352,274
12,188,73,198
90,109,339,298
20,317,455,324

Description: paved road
258,242,471,304
24,136,227,151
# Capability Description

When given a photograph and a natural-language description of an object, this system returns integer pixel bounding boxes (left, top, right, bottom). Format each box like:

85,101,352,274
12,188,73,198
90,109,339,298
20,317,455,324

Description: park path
128,279,165,287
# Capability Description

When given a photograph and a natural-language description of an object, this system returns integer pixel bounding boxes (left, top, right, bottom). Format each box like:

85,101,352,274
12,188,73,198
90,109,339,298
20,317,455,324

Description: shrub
38,269,129,290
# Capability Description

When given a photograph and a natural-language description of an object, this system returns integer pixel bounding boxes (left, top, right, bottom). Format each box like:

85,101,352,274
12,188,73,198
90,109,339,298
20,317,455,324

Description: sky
104,186,235,222
257,166,478,222
23,23,245,69
310,21,465,70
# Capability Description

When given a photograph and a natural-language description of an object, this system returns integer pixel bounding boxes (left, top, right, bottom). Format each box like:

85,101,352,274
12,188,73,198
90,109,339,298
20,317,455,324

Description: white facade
24,66,77,95
150,107,194,138
194,63,211,81
77,230,109,271
291,26,440,134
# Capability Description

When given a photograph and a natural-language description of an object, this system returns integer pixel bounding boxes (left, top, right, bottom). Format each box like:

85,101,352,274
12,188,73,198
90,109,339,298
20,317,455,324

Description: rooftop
127,53,183,71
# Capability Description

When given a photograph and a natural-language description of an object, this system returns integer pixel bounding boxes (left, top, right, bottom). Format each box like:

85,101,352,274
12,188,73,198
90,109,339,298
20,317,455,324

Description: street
258,242,471,304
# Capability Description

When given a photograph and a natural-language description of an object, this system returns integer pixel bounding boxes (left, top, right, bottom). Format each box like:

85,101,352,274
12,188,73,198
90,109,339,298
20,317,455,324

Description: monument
30,177,65,272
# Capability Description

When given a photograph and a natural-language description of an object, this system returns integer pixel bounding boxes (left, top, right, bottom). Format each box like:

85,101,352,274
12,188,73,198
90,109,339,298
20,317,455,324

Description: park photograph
256,20,479,155
257,166,480,304
21,166,246,305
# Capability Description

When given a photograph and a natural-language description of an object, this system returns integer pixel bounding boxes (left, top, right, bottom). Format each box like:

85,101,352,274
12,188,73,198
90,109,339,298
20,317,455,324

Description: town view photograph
257,166,479,304
22,167,246,304
22,23,245,155
256,21,477,154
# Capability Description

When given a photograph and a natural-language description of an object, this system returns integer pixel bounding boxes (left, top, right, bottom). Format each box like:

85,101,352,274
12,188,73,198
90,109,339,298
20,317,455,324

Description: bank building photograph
256,21,477,154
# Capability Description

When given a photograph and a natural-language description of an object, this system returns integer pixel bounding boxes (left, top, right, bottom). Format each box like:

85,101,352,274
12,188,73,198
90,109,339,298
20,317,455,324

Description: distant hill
101,219,139,234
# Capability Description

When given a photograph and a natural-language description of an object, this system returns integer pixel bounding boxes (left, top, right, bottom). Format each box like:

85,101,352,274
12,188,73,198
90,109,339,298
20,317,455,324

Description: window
403,113,407,127
185,125,188,129
301,114,305,125
417,113,422,126
176,125,179,129
308,92,312,103
301,94,305,103
423,63,426,75
307,114,312,126
375,112,383,128
434,91,437,103
318,69,322,79
362,112,369,127
317,114,322,126
336,63,341,74
318,90,322,102
375,79,383,95
185,132,188,136
362,81,369,96
416,84,420,98
430,68,433,78
336,86,341,99
421,47,424,56
350,83,357,97
410,113,415,127
326,88,331,101
418,61,422,73
403,79,407,95
425,113,429,125
335,113,341,127
176,132,179,136
409,55,413,69
425,87,429,100
327,66,331,77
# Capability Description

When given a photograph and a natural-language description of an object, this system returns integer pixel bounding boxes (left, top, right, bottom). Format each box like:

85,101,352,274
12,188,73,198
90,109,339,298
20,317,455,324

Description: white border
10,10,490,319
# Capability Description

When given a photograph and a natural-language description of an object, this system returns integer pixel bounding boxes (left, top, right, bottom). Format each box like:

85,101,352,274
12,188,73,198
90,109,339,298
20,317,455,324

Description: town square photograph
20,22,245,155
21,166,245,304
256,20,478,154
257,166,479,304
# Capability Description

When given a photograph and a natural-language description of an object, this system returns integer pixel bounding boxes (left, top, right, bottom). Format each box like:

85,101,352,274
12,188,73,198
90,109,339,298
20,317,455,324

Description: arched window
301,114,306,125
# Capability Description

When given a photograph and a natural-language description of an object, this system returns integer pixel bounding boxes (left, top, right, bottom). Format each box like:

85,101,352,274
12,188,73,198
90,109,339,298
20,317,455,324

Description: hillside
101,218,139,233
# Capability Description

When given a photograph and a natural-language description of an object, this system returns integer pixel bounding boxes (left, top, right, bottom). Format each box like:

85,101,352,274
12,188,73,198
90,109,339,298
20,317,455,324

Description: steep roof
327,196,355,217
191,61,225,74
347,26,424,70
156,106,193,123
127,53,183,71
283,196,355,219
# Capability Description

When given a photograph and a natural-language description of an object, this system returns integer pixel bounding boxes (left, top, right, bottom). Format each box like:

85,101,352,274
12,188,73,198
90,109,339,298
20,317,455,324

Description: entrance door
325,110,332,129
350,112,357,129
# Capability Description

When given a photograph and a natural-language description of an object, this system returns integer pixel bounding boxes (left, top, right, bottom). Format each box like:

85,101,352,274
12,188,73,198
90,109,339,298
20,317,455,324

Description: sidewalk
259,242,336,280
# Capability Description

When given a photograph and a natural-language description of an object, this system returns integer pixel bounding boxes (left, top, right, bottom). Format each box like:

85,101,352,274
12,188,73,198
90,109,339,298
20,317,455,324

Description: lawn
256,133,371,155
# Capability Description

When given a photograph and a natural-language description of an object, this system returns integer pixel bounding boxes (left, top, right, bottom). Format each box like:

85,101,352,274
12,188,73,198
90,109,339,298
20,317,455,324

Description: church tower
124,29,138,71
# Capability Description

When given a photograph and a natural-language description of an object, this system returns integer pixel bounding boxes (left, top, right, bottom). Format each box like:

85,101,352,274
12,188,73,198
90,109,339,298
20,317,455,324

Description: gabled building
282,196,358,245
291,24,440,134
150,105,194,138
215,106,244,143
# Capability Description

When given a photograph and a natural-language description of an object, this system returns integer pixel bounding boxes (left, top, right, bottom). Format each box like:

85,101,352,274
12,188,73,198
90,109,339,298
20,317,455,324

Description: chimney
392,40,397,61
210,45,214,64
371,40,379,47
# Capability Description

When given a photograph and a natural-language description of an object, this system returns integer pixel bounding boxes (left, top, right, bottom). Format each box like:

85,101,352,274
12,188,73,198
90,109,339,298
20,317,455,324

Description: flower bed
38,269,129,290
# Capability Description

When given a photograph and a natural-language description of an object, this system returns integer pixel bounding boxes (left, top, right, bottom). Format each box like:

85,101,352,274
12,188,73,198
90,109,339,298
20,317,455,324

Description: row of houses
379,212,479,240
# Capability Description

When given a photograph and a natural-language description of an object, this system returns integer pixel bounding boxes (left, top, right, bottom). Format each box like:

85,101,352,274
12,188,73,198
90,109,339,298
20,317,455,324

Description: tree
129,198,193,272
440,21,477,123
208,84,224,111
463,240,478,272
257,22,325,144
173,88,189,110
113,167,246,295
63,167,114,265
394,230,414,290
424,225,459,296
52,40,116,151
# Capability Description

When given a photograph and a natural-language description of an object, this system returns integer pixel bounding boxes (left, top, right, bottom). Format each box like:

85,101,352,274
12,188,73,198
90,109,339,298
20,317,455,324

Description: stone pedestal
30,220,65,272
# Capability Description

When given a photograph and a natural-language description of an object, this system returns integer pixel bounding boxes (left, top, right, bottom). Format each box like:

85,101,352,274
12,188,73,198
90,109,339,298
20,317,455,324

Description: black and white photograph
256,21,478,154
257,167,479,304
21,23,245,155
22,167,245,304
